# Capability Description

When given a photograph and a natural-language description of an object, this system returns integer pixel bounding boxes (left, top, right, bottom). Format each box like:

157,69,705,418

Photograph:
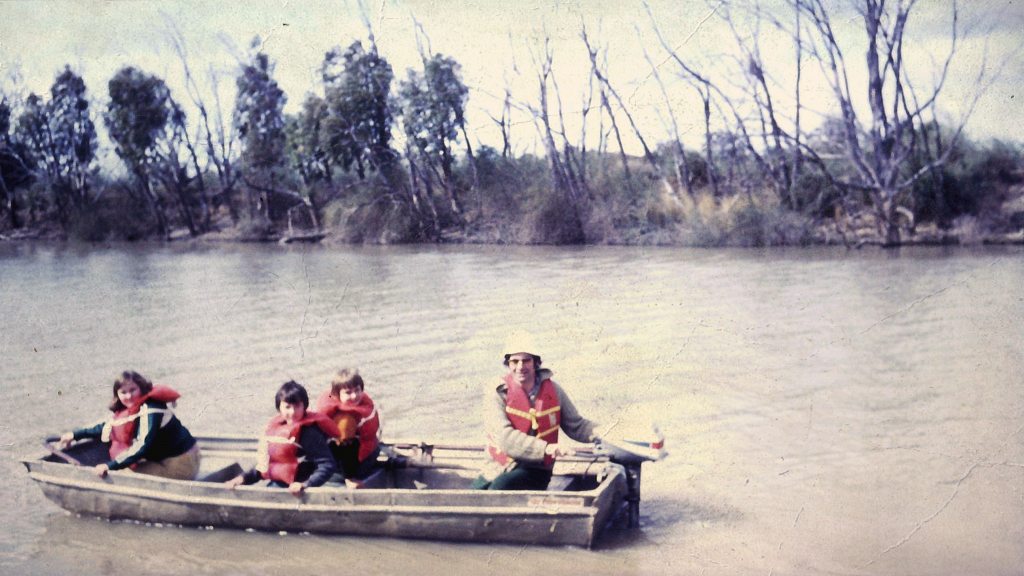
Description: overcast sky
1,0,1021,157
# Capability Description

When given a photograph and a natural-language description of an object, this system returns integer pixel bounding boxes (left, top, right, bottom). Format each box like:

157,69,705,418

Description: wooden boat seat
197,462,243,483
546,475,575,492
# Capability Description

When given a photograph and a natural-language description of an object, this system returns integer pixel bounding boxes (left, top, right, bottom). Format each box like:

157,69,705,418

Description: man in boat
472,331,599,490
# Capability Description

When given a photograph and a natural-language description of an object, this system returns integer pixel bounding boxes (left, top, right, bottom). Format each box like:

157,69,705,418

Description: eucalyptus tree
234,45,287,221
286,94,332,187
14,67,97,228
0,96,34,228
105,66,209,238
283,93,332,229
13,94,53,188
321,40,396,178
105,66,174,238
398,54,471,220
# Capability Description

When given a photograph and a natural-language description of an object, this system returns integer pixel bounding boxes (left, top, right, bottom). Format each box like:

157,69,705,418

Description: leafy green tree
321,41,395,178
0,99,9,140
286,94,332,187
0,96,35,228
234,43,287,221
398,54,470,220
283,94,332,230
105,66,174,237
12,94,53,226
14,67,97,228
107,66,210,238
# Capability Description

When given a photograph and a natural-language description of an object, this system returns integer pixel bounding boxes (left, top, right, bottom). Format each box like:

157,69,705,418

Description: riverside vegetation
1,2,1022,248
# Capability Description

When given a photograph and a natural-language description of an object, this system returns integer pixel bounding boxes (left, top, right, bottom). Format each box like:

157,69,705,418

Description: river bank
3,211,1022,248
4,144,1022,250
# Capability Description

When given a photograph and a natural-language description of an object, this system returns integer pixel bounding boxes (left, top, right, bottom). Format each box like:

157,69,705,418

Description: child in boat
226,380,339,496
58,370,200,480
315,368,382,482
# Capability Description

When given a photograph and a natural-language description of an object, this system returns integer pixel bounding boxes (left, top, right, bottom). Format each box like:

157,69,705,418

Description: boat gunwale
20,437,625,511
24,459,618,508
21,435,634,547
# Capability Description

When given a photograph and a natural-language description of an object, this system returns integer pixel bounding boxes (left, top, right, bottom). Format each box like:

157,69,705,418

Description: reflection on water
1,243,1022,575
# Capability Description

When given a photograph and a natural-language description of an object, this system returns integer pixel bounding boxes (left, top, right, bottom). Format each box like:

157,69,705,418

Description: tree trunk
405,144,439,239
701,92,719,198
172,168,199,237
883,194,902,247
180,126,210,232
0,176,19,229
460,123,481,214
439,143,463,221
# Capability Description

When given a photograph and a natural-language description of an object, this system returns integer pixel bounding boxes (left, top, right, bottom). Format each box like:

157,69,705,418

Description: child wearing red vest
226,381,339,496
315,368,382,481
59,370,200,480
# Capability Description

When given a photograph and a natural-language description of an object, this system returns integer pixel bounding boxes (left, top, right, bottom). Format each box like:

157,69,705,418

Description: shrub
321,174,426,244
790,171,842,218
65,184,156,242
340,197,419,243
911,138,1023,230
237,213,276,241
673,191,814,247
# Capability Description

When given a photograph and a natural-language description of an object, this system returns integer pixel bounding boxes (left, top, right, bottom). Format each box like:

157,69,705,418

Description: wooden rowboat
22,433,664,548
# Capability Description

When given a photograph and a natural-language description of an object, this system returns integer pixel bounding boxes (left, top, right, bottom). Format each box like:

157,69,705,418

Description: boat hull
23,437,627,547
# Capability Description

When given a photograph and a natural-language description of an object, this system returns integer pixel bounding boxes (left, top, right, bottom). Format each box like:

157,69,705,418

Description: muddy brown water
1,243,1021,575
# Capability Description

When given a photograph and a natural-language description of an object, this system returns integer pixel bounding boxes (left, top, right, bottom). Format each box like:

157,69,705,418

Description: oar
387,441,485,452
43,435,82,466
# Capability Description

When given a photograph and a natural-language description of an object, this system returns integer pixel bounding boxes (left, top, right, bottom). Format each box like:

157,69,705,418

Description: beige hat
502,330,542,365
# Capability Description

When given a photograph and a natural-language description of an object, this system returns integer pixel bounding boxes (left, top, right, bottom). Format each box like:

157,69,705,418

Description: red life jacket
102,385,181,461
315,391,381,463
487,374,562,469
257,411,341,484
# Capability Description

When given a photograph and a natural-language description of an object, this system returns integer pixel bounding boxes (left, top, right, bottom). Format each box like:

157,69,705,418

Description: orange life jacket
257,411,341,484
315,391,381,463
102,385,181,461
487,374,562,469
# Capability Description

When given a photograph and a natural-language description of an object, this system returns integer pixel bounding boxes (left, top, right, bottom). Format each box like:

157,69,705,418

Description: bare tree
580,29,632,190
511,33,586,241
581,23,672,199
486,87,513,160
719,4,794,198
549,63,589,202
796,0,981,245
530,37,577,202
165,15,240,225
577,68,595,196
646,15,721,197
644,0,990,245
639,30,693,201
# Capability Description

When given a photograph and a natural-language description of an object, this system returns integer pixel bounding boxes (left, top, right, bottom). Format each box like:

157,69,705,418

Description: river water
0,242,1021,576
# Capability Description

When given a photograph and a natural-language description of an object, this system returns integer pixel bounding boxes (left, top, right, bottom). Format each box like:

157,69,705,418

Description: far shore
3,221,1022,249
